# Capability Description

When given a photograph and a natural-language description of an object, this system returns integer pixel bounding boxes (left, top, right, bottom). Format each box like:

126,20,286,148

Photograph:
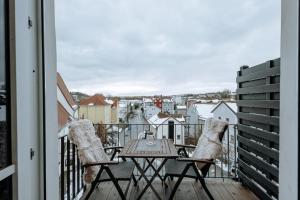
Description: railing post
72,143,76,198
77,149,80,193
67,139,70,200
60,137,65,200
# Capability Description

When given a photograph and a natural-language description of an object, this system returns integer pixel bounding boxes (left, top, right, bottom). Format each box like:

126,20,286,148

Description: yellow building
110,98,119,124
79,94,118,124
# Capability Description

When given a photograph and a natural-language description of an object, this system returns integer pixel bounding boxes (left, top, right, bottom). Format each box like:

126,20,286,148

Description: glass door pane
0,0,12,199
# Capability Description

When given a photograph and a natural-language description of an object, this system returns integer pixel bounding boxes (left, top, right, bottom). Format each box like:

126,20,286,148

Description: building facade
211,101,237,169
147,113,185,145
79,94,118,124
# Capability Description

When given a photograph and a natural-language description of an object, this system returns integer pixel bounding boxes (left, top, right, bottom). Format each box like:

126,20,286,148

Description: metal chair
69,119,137,200
164,118,228,200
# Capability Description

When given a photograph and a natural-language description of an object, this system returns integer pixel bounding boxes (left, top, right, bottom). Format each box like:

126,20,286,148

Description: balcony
58,58,279,200
58,123,247,200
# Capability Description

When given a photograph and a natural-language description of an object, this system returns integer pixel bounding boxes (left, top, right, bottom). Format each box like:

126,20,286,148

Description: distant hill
70,92,90,103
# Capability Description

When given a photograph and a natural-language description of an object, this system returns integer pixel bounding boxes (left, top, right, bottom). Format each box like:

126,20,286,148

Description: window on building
218,117,221,120
177,135,180,140
226,118,230,122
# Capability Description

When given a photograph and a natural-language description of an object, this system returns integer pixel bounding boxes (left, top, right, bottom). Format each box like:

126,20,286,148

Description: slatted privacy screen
236,58,280,200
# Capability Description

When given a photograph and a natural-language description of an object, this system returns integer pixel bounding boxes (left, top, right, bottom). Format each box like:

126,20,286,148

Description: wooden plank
237,84,279,94
191,181,210,200
239,130,279,150
89,179,260,200
238,171,273,200
237,124,279,144
239,160,278,197
239,107,268,115
237,100,279,109
238,147,278,179
173,179,198,200
237,66,280,83
239,143,279,167
239,62,267,76
240,79,266,88
224,182,258,200
237,135,279,161
239,93,266,100
237,113,279,126
238,59,280,76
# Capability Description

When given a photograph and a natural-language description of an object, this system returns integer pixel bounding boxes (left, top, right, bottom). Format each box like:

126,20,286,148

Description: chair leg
132,175,138,186
85,182,97,200
168,165,191,200
85,167,104,200
198,177,214,200
193,165,214,200
104,167,126,200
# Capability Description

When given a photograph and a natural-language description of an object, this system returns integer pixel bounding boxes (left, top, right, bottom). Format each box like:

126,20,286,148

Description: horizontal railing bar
0,165,16,181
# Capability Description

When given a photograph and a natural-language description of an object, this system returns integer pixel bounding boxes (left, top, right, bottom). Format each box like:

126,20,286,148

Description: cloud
55,0,280,96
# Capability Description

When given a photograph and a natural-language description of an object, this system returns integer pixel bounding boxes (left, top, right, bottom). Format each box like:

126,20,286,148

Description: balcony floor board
81,179,258,200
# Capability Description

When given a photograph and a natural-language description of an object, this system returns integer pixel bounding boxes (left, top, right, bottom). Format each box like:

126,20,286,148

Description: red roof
80,94,110,106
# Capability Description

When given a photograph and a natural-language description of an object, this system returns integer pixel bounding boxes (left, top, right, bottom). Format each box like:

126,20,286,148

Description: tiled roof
80,94,110,106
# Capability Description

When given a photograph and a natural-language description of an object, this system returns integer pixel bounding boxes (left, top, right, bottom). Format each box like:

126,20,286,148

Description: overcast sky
55,0,280,96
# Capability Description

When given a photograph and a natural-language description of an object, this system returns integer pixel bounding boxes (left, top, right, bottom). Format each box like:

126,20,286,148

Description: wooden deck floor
82,179,258,200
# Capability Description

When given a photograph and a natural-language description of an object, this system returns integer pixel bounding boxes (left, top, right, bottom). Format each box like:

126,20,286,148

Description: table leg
137,158,157,181
135,158,168,200
145,158,163,181
131,158,164,200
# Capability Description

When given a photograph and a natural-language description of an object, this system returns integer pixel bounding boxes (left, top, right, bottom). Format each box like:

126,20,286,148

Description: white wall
212,103,237,143
162,102,174,114
144,106,160,119
279,0,299,199
155,119,184,144
212,103,237,124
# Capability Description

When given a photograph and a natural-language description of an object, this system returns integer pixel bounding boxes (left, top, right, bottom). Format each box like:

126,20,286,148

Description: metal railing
94,123,238,179
59,130,84,200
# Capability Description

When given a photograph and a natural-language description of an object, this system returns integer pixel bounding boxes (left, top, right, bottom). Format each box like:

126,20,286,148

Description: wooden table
119,139,178,200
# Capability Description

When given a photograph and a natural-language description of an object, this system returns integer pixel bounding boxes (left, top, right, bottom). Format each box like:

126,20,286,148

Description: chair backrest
192,118,228,161
68,119,109,183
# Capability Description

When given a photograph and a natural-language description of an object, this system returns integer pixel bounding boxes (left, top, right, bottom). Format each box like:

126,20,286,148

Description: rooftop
193,103,215,120
80,94,110,106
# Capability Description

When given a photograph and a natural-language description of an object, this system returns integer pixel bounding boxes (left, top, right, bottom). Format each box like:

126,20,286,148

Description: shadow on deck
81,179,258,200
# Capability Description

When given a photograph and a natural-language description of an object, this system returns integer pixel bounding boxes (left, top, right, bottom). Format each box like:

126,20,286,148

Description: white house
172,95,184,105
175,105,187,115
143,98,161,119
147,113,185,145
211,101,237,168
186,103,216,139
162,99,175,114
118,100,128,122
